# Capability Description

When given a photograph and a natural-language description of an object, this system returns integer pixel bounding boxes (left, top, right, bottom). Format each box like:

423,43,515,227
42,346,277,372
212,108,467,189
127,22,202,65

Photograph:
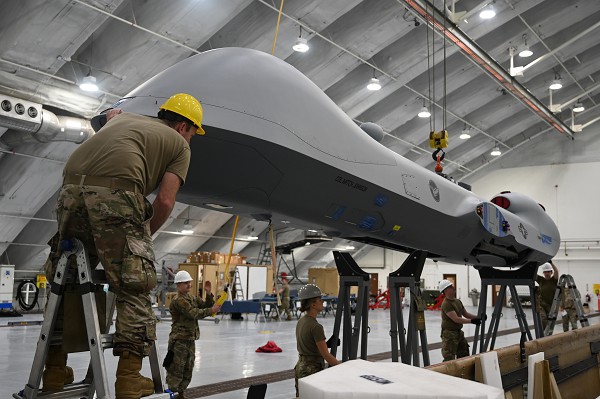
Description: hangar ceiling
0,0,599,282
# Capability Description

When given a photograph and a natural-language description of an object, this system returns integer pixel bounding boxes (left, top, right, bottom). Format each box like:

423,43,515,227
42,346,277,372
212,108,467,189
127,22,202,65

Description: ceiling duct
0,94,94,150
0,95,42,133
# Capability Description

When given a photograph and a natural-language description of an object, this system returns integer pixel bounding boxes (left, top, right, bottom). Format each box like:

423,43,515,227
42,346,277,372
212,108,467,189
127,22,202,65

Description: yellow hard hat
160,93,205,135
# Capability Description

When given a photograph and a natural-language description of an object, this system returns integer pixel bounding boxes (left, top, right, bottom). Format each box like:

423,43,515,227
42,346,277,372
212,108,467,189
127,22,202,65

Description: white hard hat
438,279,453,293
540,262,553,272
174,270,193,284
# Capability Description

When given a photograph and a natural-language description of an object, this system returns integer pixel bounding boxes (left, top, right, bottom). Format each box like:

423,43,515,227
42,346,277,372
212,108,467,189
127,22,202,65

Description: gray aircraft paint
106,48,560,268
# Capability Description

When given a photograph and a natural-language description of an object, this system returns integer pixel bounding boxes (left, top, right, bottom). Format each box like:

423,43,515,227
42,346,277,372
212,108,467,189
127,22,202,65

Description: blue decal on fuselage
540,234,553,245
332,206,346,220
359,216,377,230
374,194,388,207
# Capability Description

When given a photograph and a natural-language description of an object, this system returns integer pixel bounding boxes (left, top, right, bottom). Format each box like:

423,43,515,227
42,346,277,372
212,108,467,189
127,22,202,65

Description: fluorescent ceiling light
367,77,381,91
518,35,532,57
292,37,309,52
479,4,496,19
490,146,501,156
549,79,562,90
459,130,471,140
573,102,585,113
418,106,431,118
344,245,355,250
181,220,194,234
518,48,533,58
79,75,99,92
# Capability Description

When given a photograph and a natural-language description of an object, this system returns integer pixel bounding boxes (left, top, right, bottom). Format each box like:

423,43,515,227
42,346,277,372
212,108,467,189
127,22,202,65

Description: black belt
63,174,139,193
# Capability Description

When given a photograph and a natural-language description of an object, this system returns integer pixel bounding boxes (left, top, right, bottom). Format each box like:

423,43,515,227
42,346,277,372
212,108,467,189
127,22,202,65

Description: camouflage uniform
536,275,558,330
561,287,580,332
165,292,214,393
294,315,326,397
278,283,292,320
43,113,190,361
44,184,157,357
440,297,469,361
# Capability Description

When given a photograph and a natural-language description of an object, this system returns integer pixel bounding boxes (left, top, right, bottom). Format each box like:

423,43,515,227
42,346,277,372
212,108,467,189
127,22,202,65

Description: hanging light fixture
518,34,533,58
549,73,563,90
418,106,430,118
490,145,501,156
479,3,496,19
180,207,194,234
573,101,585,113
292,26,309,52
418,98,431,118
79,70,99,92
181,219,194,235
244,228,259,241
367,68,381,91
367,77,381,91
459,125,471,139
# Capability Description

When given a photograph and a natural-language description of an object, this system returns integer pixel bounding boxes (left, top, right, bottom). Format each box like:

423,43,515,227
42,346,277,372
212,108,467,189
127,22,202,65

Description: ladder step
15,238,167,399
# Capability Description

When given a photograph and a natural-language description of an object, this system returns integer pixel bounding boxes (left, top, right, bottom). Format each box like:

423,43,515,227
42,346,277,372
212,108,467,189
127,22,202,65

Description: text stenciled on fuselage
335,175,367,192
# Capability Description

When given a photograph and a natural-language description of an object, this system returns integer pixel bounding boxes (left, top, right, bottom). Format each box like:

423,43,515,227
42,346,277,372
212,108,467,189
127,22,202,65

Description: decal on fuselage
518,223,528,239
540,234,553,245
429,180,440,202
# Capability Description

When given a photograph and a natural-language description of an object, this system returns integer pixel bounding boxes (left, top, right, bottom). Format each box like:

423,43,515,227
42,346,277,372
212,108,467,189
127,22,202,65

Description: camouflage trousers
441,329,469,362
563,308,578,332
44,184,157,358
278,298,291,319
165,339,195,393
294,357,324,397
538,304,551,330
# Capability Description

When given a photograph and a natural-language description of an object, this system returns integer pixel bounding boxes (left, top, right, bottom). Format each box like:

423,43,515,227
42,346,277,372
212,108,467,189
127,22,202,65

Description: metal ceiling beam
402,0,574,139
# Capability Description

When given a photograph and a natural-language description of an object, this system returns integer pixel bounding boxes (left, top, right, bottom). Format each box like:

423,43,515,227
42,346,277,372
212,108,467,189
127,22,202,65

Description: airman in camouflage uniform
561,286,580,332
165,271,220,399
275,275,292,321
295,284,340,397
40,94,206,399
536,261,558,330
439,280,480,362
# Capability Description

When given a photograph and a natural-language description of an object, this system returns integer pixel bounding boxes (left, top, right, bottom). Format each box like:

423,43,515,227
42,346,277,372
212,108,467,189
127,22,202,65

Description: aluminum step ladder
14,238,170,399
544,274,589,336
233,268,245,300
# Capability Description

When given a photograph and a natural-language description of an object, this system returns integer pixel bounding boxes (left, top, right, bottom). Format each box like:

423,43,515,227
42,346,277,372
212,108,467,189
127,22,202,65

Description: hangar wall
360,161,600,307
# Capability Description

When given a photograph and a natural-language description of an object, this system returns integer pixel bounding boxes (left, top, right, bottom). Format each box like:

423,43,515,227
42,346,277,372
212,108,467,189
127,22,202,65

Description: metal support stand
544,274,589,336
388,250,430,366
472,262,542,355
14,238,169,399
159,261,175,319
330,251,371,361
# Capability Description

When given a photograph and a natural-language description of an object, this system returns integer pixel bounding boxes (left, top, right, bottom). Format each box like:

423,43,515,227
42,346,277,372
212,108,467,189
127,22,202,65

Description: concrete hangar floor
1,306,594,398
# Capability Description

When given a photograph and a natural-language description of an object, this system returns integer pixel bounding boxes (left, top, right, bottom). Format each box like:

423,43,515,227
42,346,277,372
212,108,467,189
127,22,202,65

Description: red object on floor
256,340,282,353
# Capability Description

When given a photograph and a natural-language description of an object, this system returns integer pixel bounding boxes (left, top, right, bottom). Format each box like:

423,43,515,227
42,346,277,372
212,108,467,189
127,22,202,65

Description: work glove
162,350,174,368
471,317,481,325
326,334,340,348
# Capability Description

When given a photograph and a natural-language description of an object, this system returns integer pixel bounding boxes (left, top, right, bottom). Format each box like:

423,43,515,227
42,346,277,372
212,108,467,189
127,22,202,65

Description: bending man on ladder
40,94,206,399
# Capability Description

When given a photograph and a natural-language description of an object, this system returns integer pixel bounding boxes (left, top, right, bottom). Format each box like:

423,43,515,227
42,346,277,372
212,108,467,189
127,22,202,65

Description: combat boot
41,349,74,392
115,351,155,398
